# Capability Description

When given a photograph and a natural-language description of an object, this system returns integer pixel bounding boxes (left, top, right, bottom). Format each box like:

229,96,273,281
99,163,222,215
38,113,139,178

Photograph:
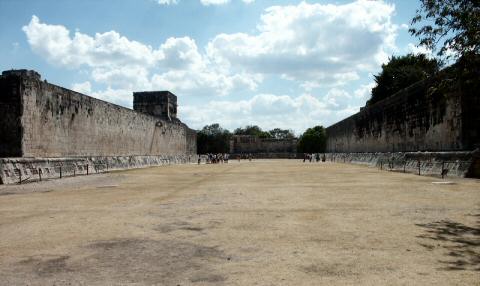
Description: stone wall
0,72,25,157
186,128,197,155
230,135,297,154
326,73,479,153
0,70,196,158
230,153,301,159
460,75,480,149
324,151,478,178
0,154,198,185
134,91,177,121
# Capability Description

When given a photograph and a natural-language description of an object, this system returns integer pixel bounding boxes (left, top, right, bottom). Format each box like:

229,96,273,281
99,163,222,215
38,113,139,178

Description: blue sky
0,0,426,134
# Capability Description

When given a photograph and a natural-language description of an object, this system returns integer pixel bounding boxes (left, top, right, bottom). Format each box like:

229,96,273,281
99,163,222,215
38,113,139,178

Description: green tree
234,125,272,138
197,123,231,154
410,0,479,61
297,126,327,153
368,54,439,105
268,128,295,139
409,0,479,97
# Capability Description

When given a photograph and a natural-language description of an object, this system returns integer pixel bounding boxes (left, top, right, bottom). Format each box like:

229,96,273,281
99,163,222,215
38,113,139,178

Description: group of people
198,153,326,164
201,153,229,164
198,153,256,164
303,153,326,163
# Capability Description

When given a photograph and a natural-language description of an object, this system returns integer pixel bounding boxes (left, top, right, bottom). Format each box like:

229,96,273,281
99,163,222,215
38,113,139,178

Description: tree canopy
196,123,231,154
297,126,327,153
367,54,439,105
410,0,479,61
268,128,295,139
198,124,299,154
234,125,272,138
234,126,296,139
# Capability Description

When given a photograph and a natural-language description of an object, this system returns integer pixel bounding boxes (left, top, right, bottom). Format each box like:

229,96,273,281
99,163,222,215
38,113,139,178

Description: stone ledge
0,155,198,185
325,150,479,178
229,153,300,159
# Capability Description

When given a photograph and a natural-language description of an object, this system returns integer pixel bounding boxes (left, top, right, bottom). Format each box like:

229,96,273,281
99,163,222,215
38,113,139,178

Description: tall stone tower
133,91,178,121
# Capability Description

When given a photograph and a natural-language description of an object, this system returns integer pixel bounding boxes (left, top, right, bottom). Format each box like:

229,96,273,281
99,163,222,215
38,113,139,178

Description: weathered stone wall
0,70,196,158
0,74,23,157
230,135,297,154
230,153,301,159
460,77,480,149
324,151,478,178
326,78,468,153
133,91,177,121
0,154,198,185
186,128,197,155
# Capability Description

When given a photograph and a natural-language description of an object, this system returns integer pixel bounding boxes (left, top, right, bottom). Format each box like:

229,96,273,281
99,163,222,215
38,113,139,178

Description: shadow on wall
467,150,480,178
416,215,480,271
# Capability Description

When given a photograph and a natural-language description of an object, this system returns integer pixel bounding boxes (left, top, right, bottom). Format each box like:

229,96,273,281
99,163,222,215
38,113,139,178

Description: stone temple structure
133,91,178,122
229,135,298,158
0,69,197,184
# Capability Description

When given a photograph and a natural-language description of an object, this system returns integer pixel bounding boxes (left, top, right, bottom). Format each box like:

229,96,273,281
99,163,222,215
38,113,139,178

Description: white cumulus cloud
201,0,230,5
23,0,400,132
180,93,329,132
71,81,92,94
200,0,256,5
156,0,253,5
23,15,260,102
181,86,365,133
157,0,178,4
23,16,159,69
407,43,434,58
207,0,398,87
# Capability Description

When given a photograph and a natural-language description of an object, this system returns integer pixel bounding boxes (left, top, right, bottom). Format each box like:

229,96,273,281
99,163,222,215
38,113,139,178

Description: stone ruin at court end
0,69,197,184
229,135,298,159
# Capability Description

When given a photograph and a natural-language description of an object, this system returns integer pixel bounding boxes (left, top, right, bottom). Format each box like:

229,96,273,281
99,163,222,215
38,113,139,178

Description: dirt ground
0,160,478,285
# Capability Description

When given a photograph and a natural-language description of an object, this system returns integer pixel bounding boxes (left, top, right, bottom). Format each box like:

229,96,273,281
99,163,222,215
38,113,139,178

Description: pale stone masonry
0,69,196,157
229,135,298,158
0,69,197,184
324,70,480,178
326,74,480,153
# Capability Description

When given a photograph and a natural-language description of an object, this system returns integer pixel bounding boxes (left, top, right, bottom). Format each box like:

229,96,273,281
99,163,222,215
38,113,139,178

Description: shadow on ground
14,239,229,285
416,214,480,271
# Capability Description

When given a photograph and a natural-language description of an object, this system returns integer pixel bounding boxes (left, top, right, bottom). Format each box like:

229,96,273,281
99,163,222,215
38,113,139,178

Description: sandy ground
0,160,478,285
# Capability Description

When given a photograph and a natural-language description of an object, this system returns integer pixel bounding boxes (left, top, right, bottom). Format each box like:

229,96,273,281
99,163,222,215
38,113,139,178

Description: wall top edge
0,69,189,127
